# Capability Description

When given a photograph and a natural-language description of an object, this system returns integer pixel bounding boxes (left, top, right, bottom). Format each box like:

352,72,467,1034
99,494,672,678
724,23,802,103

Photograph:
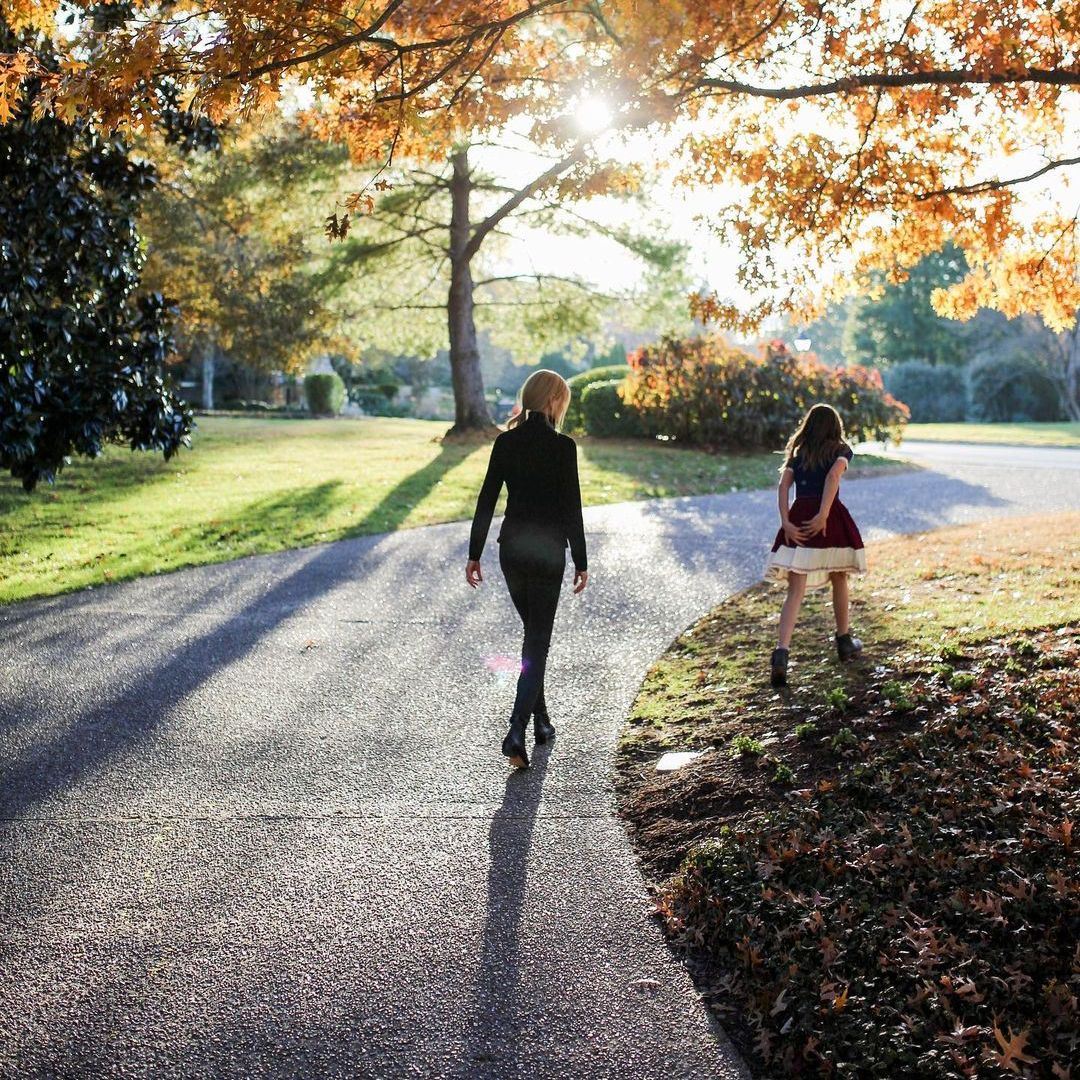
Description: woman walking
764,403,866,687
466,370,588,769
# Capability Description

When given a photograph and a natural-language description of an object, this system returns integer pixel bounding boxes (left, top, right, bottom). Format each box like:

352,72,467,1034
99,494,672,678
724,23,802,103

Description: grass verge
617,513,1080,1078
0,415,900,605
905,422,1080,447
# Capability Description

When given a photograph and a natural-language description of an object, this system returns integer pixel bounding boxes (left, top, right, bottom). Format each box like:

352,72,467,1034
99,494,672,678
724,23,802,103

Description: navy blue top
788,446,853,499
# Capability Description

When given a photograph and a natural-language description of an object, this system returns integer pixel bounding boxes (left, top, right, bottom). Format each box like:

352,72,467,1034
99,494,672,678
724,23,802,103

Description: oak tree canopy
3,1,1078,333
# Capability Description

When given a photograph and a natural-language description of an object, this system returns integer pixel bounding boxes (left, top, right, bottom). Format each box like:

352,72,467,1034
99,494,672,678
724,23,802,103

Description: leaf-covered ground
617,513,1080,1079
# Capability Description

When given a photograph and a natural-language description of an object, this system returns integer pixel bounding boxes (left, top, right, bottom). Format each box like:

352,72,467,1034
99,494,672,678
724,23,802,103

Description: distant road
872,439,1080,472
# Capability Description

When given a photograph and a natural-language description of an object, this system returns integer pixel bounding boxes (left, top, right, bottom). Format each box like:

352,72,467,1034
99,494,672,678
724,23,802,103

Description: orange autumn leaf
989,1023,1038,1074
2,1,1078,331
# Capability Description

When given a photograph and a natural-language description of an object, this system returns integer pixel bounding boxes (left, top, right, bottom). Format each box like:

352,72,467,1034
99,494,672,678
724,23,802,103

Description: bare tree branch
696,66,1080,100
916,155,1080,199
464,145,588,261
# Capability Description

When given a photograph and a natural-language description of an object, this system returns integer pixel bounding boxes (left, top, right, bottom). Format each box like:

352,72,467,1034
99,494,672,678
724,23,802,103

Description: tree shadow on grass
0,481,348,636
344,440,479,537
174,480,346,553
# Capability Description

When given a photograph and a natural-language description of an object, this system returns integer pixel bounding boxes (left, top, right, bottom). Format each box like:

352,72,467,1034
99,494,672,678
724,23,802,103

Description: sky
472,91,1079,326
470,107,748,312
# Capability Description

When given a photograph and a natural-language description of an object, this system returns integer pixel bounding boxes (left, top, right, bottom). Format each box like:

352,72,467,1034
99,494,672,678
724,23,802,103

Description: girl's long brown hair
782,403,850,472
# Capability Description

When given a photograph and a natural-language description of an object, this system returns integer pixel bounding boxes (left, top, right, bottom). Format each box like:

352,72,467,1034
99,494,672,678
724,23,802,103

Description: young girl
466,370,588,769
764,403,866,686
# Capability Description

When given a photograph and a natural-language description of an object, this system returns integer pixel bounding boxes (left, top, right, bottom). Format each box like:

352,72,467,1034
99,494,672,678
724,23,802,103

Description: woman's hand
781,520,803,546
572,570,588,594
465,559,483,588
802,512,828,538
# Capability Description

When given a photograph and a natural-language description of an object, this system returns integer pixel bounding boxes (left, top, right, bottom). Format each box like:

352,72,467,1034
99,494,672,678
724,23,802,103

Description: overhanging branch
697,66,1080,101
916,154,1080,199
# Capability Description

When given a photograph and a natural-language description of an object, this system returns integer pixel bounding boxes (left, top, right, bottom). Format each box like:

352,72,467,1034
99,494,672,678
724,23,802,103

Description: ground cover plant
617,513,1080,1078
0,415,902,604
903,423,1080,448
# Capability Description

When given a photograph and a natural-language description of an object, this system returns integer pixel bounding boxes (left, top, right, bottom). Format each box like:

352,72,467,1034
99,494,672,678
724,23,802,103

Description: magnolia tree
4,1,1079,414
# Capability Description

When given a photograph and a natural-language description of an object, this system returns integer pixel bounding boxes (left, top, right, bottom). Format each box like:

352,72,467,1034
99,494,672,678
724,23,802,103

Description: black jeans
498,528,565,721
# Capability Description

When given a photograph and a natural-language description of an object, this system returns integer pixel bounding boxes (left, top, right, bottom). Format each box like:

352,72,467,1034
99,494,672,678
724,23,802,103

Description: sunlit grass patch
0,415,902,604
905,421,1080,447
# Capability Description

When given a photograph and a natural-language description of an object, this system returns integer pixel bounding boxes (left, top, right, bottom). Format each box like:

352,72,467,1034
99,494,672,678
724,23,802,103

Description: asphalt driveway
1,447,1077,1079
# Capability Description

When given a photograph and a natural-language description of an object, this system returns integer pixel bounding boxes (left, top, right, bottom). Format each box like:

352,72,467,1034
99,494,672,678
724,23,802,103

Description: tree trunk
445,147,496,437
200,342,215,411
1064,317,1080,421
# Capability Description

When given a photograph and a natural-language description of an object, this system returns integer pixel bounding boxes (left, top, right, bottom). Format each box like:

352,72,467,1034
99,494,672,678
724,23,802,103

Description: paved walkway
2,448,1078,1079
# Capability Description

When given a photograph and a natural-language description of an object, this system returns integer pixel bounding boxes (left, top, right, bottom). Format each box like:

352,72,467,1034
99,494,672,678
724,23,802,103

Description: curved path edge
2,448,1078,1080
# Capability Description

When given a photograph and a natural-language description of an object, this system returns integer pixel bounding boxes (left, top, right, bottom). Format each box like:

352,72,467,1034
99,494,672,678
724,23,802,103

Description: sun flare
574,95,613,134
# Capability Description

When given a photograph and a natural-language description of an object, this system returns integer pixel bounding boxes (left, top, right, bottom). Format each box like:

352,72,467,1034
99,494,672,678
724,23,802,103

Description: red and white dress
765,447,867,589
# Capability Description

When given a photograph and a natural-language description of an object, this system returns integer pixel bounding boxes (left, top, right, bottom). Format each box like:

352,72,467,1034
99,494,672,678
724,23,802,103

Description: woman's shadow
463,741,552,1074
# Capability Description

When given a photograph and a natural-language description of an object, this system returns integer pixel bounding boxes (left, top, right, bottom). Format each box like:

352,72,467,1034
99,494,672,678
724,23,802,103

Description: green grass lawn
905,420,1080,446
0,416,899,604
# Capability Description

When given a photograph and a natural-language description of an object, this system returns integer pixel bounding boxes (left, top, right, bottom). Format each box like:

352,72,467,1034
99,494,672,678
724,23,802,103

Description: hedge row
883,357,1065,423
564,364,631,433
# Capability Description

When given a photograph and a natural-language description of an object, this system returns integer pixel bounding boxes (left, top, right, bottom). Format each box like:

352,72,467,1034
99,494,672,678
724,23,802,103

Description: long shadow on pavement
633,471,1009,577
463,743,550,1076
0,452,478,821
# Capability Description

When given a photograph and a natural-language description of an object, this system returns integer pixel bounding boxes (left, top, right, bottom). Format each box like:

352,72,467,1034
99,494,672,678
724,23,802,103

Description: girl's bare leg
831,572,850,635
778,573,808,648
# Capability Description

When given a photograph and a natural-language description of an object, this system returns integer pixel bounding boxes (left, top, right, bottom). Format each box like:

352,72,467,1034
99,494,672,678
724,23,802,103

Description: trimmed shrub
883,360,968,422
968,353,1063,422
303,373,346,416
581,379,643,438
564,364,631,433
625,337,908,449
351,381,403,415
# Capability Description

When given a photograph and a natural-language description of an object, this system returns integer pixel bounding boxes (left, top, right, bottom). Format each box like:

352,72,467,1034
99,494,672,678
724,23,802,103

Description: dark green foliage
968,353,1064,422
0,22,192,491
564,363,631,432
303,373,346,416
842,244,972,367
581,379,642,438
883,361,968,422
332,356,402,413
658,627,1080,1079
625,338,908,449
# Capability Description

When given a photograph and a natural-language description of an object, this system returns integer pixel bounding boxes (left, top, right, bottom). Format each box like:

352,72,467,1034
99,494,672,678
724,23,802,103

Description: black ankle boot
501,717,530,769
836,633,863,661
533,711,556,745
770,648,789,687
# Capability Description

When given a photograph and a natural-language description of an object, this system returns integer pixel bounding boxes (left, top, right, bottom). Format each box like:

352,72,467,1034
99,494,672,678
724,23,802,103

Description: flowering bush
624,337,908,449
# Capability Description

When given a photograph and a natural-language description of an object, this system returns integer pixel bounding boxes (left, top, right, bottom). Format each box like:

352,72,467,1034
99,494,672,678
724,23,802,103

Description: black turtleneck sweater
468,411,587,571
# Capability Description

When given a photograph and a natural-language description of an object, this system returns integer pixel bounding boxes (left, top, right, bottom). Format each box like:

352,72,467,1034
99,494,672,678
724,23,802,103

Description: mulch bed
622,626,1079,1078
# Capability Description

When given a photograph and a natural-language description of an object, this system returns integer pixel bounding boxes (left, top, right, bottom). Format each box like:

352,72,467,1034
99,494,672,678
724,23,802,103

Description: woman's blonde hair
782,403,849,472
507,369,572,430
